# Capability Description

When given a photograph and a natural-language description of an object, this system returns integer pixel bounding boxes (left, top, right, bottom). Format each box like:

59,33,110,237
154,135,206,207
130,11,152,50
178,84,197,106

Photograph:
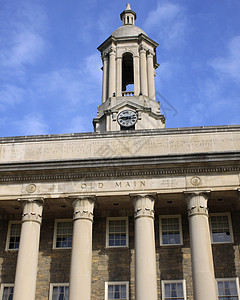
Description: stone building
0,4,240,300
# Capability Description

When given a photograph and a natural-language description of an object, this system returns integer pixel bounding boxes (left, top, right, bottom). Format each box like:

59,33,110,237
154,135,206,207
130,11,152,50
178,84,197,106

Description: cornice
0,125,240,144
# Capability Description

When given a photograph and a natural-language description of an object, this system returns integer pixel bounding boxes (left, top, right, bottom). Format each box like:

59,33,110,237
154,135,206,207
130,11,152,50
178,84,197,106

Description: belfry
93,4,165,132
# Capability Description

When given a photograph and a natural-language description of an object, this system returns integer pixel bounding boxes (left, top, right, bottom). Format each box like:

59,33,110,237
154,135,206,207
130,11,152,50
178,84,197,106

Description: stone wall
0,211,240,299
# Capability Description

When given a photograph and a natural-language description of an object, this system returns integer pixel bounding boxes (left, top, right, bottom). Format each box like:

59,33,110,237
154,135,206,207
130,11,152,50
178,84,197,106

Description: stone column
102,54,108,103
133,54,140,96
13,198,44,300
116,56,122,97
139,47,148,97
131,194,157,300
108,47,116,98
185,191,217,300
147,51,155,100
68,196,95,300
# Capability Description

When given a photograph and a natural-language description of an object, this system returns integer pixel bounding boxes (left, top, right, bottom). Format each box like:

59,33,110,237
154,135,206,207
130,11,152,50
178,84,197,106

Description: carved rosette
19,198,44,224
185,191,210,217
71,196,95,222
131,194,156,219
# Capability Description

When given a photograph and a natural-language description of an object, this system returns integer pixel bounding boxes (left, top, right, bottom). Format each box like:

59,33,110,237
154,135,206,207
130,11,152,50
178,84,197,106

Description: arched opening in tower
122,53,134,93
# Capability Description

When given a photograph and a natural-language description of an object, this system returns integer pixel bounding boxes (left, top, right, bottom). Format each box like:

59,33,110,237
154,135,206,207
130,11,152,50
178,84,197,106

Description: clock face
117,110,138,127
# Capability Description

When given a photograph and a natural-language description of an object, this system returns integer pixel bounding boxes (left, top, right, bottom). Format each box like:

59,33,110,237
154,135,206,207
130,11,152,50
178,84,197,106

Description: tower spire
120,3,137,26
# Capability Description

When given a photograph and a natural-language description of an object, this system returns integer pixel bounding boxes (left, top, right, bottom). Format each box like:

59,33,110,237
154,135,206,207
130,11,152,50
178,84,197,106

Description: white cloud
0,84,25,111
32,53,102,109
0,2,47,70
185,76,240,127
13,114,48,136
85,53,102,84
209,36,240,82
1,31,45,68
144,2,188,49
63,116,90,133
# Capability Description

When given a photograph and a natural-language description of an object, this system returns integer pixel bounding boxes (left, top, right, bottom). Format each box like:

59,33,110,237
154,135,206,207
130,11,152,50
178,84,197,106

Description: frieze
1,132,240,164
0,166,239,183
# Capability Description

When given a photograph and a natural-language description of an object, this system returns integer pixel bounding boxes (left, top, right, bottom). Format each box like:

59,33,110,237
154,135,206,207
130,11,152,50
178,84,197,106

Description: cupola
93,4,165,133
120,3,136,26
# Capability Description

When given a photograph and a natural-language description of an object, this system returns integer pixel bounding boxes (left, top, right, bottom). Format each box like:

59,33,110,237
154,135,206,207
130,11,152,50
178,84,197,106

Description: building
0,4,240,300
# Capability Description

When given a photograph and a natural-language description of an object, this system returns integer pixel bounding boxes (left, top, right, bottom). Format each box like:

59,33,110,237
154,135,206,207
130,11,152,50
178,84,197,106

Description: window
53,220,73,249
159,215,183,246
210,213,233,243
105,282,129,300
49,284,69,300
162,280,186,300
216,278,240,299
0,284,14,300
122,53,134,93
5,221,21,250
106,218,129,248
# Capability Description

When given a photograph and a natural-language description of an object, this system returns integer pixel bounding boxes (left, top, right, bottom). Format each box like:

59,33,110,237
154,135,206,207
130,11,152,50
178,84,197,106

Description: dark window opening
122,53,134,92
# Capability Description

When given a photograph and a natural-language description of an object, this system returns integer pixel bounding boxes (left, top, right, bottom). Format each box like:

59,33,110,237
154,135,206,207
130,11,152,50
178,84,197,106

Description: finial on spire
126,3,131,10
120,3,137,26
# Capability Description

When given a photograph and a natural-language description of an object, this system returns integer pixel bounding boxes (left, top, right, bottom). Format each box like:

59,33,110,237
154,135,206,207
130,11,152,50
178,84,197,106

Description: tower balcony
122,91,134,97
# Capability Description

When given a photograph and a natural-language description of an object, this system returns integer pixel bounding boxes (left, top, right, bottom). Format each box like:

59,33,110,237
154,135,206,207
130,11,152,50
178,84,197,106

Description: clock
117,110,138,127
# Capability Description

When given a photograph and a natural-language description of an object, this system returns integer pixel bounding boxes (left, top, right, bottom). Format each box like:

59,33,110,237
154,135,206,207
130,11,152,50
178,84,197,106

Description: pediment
110,100,148,112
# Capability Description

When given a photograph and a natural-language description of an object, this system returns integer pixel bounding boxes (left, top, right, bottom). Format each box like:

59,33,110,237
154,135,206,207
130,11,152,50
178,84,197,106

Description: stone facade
1,3,240,300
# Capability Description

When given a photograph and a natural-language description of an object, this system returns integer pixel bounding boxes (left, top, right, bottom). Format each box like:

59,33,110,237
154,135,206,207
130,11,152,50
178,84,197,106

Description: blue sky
0,0,240,137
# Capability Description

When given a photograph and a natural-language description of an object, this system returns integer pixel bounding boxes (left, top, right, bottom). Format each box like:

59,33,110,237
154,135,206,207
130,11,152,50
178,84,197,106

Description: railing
122,91,134,97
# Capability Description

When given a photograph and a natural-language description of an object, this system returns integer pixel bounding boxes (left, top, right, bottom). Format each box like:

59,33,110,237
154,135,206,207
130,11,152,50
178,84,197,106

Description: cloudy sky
0,0,239,137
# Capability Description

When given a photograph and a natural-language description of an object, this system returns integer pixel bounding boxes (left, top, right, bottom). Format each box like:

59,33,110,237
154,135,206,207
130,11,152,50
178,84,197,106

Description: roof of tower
112,4,147,38
112,25,147,38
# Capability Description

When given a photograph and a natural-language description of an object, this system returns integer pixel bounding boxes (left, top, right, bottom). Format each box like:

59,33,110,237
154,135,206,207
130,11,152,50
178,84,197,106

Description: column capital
139,45,147,53
69,195,96,222
18,198,44,224
147,50,154,57
130,193,156,219
184,191,211,217
109,46,116,55
101,53,108,61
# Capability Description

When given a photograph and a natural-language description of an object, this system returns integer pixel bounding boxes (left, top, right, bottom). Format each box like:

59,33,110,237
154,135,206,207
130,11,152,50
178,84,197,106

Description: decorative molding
18,198,44,224
0,166,239,183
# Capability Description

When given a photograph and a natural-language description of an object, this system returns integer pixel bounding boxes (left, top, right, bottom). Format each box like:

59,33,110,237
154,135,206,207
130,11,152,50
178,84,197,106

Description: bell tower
93,4,165,132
